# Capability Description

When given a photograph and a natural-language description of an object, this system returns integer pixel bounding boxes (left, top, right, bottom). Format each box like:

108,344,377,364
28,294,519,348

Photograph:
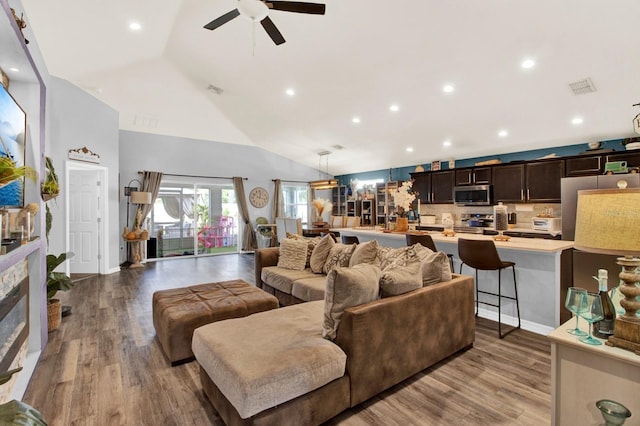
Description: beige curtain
271,179,284,222
135,171,163,228
234,176,256,251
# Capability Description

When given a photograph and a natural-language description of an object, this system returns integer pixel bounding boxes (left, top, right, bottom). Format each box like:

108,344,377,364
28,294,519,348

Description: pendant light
310,151,338,190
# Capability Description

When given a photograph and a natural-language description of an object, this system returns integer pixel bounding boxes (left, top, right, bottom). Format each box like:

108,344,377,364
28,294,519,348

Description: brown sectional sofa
194,246,476,425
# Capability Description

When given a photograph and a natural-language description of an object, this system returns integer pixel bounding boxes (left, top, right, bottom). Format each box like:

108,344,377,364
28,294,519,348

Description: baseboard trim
477,308,554,336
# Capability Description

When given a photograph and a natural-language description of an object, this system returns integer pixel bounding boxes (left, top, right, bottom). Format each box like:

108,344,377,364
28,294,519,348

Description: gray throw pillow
322,263,381,340
379,257,422,297
310,233,335,273
323,243,356,274
349,239,380,267
413,244,453,285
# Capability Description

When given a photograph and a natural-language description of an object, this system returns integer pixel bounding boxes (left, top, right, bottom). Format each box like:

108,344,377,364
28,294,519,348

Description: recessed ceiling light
285,88,295,96
129,22,142,31
572,117,584,125
443,140,452,147
406,147,414,153
8,67,19,72
443,84,455,93
389,104,399,112
498,130,509,137
521,59,535,69
352,117,361,124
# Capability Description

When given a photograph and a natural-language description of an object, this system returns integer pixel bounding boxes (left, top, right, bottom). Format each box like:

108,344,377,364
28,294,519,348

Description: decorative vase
47,299,61,332
141,229,149,240
396,217,409,232
122,226,129,239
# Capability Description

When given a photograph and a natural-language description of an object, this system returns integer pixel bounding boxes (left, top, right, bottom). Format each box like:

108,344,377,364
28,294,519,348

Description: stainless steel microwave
453,185,493,206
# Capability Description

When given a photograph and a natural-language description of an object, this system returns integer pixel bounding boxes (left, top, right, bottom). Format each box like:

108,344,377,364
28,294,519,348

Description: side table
548,319,640,425
126,238,147,268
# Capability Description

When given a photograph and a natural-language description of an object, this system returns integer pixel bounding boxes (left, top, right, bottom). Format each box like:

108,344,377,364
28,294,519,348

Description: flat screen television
0,83,27,207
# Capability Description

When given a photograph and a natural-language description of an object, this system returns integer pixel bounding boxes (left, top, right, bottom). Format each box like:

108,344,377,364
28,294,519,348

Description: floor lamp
574,186,640,354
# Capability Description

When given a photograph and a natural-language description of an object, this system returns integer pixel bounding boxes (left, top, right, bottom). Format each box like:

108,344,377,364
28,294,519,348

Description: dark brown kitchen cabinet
431,170,455,203
565,156,602,176
410,172,431,203
526,160,564,202
492,164,525,203
455,167,492,186
606,151,640,169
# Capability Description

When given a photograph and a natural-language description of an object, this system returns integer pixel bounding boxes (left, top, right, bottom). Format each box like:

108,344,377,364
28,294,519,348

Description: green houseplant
41,156,59,201
0,155,37,187
46,252,74,331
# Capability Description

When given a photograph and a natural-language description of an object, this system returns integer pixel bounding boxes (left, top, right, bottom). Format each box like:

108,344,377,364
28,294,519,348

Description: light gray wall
119,130,323,261
48,77,120,271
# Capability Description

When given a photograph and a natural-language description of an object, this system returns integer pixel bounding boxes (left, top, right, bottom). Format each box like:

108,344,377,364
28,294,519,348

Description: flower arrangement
312,198,333,223
392,180,416,218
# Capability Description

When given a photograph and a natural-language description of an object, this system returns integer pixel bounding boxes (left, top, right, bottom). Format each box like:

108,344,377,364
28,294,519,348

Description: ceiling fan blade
267,1,326,15
203,9,240,30
260,16,286,45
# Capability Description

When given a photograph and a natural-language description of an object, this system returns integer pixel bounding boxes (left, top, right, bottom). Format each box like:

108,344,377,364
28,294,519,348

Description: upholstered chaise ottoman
152,279,279,365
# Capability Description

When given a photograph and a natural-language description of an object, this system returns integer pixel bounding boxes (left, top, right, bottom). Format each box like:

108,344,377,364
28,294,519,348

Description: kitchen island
337,227,574,335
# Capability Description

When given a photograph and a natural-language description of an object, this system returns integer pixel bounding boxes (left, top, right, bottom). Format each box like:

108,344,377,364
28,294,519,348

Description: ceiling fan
203,0,326,46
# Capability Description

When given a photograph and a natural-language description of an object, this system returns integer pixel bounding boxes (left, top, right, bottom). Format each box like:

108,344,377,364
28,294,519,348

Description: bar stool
406,234,454,271
341,235,360,245
457,238,520,338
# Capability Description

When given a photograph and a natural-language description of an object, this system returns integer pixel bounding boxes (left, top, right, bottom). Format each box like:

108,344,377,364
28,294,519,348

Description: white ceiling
19,0,640,175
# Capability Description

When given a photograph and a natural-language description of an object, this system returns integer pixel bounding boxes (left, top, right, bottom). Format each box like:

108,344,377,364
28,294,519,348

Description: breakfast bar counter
336,228,574,334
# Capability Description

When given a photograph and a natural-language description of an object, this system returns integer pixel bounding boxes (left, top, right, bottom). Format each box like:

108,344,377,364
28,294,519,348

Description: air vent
133,114,158,129
207,84,224,95
331,144,346,150
569,78,596,95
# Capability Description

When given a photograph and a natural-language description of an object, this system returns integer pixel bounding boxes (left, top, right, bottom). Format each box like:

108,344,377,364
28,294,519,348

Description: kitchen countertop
337,227,573,253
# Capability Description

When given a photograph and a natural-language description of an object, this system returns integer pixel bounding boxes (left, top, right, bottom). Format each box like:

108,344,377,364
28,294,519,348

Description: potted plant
0,155,36,188
41,156,59,201
391,180,417,232
46,252,74,331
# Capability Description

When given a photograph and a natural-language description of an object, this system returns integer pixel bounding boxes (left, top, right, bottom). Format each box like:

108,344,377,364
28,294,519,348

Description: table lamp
574,187,640,354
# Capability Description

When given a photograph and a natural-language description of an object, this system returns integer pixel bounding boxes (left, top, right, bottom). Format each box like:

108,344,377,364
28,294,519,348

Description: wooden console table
548,319,640,425
126,239,147,268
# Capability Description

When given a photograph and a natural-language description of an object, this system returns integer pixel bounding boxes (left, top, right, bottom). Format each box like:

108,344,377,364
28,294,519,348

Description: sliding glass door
149,182,238,258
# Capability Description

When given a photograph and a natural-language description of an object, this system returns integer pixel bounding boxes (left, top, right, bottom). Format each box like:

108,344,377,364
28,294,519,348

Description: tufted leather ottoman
152,279,279,365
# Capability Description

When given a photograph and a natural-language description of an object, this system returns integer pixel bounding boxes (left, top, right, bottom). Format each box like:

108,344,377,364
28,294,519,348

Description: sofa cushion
286,233,321,267
379,257,422,297
261,266,317,294
310,233,335,273
322,264,380,340
291,276,327,302
277,238,309,271
349,239,379,267
413,244,453,285
192,301,346,419
323,243,356,274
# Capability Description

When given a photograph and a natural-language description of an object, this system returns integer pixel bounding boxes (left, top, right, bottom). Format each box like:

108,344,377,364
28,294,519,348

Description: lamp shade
130,191,152,205
574,188,640,256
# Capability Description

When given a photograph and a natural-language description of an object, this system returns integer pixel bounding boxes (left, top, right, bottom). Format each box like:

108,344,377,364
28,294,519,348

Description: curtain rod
138,171,246,180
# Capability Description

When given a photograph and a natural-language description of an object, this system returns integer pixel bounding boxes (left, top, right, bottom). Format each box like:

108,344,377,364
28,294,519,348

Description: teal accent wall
336,138,627,185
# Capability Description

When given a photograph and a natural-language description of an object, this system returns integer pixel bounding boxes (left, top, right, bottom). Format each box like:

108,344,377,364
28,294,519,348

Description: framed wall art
0,83,27,207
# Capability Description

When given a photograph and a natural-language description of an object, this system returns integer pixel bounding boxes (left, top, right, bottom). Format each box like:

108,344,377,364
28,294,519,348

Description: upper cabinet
526,160,564,203
492,160,564,203
455,167,492,186
410,172,431,203
431,170,455,203
565,155,603,176
492,164,525,203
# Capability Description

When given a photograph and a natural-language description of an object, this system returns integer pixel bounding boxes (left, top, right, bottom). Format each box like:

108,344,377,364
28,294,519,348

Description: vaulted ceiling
20,0,640,175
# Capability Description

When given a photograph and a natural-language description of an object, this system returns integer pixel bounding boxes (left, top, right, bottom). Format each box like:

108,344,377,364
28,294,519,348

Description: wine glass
565,287,588,336
578,292,604,346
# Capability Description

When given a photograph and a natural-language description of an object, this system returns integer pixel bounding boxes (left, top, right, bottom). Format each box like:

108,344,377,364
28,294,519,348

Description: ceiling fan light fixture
238,0,269,22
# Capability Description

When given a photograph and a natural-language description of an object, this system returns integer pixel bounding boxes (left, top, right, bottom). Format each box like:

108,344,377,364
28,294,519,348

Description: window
149,181,238,258
282,184,309,224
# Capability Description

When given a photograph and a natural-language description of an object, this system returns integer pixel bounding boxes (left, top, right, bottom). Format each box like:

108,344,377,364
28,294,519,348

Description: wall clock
249,187,269,208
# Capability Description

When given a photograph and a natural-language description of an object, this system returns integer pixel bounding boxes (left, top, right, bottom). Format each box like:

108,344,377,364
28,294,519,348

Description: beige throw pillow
287,233,321,267
310,233,335,273
323,243,356,274
322,263,381,340
349,239,380,267
379,257,422,297
414,245,453,285
277,238,308,271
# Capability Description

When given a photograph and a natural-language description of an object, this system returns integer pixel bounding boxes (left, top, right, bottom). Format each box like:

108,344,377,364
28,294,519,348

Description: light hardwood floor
23,254,551,425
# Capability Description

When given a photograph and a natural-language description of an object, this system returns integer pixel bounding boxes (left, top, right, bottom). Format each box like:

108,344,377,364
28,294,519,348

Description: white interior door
68,170,101,274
